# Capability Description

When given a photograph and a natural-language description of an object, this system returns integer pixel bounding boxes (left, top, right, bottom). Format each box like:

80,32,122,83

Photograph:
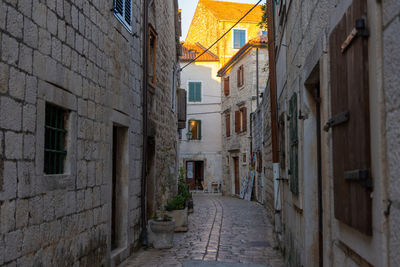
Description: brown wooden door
186,161,196,190
233,157,240,195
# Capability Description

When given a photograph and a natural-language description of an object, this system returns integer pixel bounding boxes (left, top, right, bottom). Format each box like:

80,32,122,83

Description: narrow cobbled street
121,195,284,267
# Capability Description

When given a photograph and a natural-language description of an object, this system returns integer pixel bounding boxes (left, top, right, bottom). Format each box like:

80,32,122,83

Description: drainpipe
141,0,149,247
256,47,259,107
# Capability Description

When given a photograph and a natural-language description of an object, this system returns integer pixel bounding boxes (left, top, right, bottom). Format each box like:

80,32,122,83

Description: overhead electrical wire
180,0,263,71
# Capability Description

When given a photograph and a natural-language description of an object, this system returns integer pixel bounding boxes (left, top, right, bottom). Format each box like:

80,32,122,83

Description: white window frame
187,80,203,104
232,28,247,50
113,0,132,32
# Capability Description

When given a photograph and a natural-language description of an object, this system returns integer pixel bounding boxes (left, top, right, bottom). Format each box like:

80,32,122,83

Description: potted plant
162,169,191,232
147,214,175,249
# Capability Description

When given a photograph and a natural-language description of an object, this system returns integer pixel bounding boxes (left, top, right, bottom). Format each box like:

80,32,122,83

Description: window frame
187,80,203,103
34,80,77,193
188,119,202,140
148,24,158,88
44,103,68,175
113,0,133,32
232,29,247,50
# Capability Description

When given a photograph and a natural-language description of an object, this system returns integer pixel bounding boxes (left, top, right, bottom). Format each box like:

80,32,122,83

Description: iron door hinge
341,18,369,53
344,169,373,189
324,111,350,132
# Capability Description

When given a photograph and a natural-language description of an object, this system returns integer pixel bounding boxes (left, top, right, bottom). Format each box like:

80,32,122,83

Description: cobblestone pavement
121,195,284,267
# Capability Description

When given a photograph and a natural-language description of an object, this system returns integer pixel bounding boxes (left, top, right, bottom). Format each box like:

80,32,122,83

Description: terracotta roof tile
201,0,263,23
180,42,219,62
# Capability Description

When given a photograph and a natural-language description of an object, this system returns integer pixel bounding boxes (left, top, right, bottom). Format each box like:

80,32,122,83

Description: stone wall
271,0,394,266
382,0,400,265
0,0,179,265
146,0,180,215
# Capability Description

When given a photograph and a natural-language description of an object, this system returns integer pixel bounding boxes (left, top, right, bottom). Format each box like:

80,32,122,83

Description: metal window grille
44,103,67,174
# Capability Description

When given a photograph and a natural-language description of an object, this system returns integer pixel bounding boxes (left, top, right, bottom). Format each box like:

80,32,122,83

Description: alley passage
121,195,284,267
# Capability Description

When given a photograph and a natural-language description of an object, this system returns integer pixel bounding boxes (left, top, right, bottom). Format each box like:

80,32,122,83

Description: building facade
218,36,268,196
261,0,400,266
179,43,222,192
0,0,181,266
178,0,263,193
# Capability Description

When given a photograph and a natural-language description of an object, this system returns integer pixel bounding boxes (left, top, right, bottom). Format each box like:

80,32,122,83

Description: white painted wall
179,61,223,190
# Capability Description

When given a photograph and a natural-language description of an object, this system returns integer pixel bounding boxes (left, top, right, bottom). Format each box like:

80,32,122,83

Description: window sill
113,13,132,34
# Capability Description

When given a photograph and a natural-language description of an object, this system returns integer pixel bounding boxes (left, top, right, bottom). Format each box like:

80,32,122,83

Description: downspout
141,0,149,247
256,47,259,107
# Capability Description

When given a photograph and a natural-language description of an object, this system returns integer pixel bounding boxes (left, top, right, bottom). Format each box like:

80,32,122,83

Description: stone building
218,35,268,196
185,0,263,67
262,0,400,266
178,0,263,193
0,0,181,266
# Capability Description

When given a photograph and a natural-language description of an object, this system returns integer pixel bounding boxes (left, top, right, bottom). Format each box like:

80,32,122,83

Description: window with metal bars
44,103,67,175
113,0,132,31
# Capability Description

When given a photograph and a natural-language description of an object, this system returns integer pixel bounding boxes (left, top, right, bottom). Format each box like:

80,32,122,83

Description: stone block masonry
0,0,174,265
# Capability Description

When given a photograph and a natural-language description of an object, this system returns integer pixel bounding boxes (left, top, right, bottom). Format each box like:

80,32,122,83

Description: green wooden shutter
189,83,195,102
195,82,201,102
197,120,202,140
289,93,298,195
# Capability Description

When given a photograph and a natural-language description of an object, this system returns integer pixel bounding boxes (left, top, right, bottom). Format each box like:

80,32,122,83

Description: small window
243,153,246,163
233,29,246,49
237,65,244,87
188,120,201,140
224,77,230,96
188,82,202,102
44,103,67,174
148,24,157,87
113,0,132,31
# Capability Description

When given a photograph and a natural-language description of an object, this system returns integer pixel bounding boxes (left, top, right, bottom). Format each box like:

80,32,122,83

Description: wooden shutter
241,107,247,132
235,110,241,133
177,89,187,129
237,68,240,87
124,0,131,25
226,114,231,137
329,0,371,235
195,82,201,102
197,120,202,140
240,66,244,87
289,93,298,195
224,77,230,96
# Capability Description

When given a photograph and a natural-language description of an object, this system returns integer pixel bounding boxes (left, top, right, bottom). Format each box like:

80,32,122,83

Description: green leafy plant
178,167,190,201
164,194,185,211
